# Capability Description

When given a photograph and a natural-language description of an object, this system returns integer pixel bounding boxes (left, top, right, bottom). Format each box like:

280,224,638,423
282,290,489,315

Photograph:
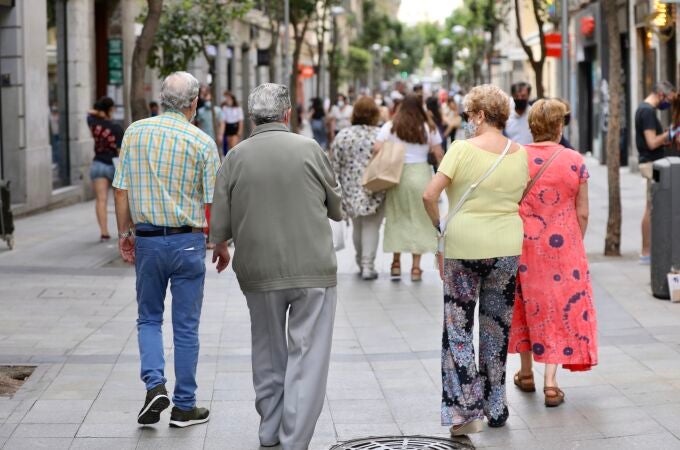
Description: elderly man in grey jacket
210,83,342,450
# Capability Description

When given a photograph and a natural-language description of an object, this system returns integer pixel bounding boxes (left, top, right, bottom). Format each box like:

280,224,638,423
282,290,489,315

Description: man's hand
212,241,231,273
119,236,135,264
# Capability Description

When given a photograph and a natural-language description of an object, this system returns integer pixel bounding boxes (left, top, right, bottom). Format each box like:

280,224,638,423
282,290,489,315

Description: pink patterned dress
508,143,598,371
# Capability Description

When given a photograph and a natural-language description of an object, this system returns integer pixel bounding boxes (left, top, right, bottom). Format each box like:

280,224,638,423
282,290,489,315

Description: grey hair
654,80,675,96
248,83,291,125
160,71,200,111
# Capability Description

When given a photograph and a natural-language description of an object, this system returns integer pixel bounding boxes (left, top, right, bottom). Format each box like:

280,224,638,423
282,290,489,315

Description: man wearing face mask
113,71,220,428
635,81,676,264
505,82,533,144
329,93,353,138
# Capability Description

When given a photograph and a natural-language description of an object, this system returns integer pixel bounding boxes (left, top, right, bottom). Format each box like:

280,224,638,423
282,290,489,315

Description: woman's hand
437,252,444,281
372,141,384,156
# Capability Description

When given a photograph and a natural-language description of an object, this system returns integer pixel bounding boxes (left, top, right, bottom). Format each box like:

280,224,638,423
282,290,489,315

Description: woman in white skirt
375,94,444,281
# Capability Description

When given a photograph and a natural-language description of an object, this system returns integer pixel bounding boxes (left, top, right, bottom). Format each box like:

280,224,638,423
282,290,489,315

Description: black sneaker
169,406,210,428
137,384,170,425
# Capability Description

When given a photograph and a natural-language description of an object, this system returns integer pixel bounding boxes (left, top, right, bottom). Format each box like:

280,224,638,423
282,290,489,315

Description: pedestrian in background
148,101,160,117
556,98,575,150
376,94,444,282
222,91,244,156
508,98,597,408
635,81,675,264
443,96,462,146
87,96,124,242
112,71,220,428
329,93,353,138
309,97,329,151
422,84,528,435
426,96,448,152
210,83,342,450
196,88,224,150
332,96,385,280
505,81,533,144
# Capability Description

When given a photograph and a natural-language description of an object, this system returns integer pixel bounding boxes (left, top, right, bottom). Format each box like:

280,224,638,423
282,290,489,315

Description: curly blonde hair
463,84,511,129
528,99,566,142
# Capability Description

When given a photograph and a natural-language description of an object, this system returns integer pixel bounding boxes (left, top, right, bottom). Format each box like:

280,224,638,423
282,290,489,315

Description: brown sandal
513,371,536,393
390,262,401,278
544,386,565,407
411,267,423,282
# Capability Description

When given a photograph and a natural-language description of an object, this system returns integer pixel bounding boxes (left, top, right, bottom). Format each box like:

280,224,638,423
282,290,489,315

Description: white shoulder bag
437,139,514,255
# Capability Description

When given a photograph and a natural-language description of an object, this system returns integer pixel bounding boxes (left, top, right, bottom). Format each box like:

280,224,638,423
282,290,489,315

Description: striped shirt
112,111,220,228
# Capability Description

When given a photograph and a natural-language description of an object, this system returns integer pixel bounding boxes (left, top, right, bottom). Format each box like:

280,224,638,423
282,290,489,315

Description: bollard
651,157,680,299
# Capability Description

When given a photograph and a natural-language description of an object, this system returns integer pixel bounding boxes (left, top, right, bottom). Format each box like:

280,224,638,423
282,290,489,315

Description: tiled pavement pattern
1,158,680,450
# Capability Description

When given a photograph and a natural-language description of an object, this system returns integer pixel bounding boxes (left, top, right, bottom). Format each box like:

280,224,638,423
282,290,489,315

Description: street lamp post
283,0,290,87
449,25,466,90
327,6,345,100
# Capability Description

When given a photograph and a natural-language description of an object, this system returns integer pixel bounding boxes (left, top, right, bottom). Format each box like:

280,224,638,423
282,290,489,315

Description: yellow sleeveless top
437,140,529,259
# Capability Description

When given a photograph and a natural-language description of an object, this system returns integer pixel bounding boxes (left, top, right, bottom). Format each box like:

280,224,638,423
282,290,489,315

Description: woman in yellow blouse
423,85,529,436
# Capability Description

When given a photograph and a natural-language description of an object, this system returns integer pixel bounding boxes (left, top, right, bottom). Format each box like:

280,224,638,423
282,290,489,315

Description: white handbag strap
441,139,513,234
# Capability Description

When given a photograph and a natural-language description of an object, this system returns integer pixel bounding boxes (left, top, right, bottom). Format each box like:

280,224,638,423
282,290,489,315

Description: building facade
0,0,139,214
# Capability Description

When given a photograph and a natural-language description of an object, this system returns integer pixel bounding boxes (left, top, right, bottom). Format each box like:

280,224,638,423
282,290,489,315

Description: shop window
47,0,70,189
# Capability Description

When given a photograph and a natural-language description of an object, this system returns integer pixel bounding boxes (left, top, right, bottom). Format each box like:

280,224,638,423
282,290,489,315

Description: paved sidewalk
1,158,680,450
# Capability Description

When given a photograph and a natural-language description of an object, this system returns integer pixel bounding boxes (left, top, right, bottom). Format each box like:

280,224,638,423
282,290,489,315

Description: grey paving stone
12,423,78,438
136,437,206,450
2,436,73,449
69,437,138,449
76,423,143,438
21,400,93,424
329,399,394,424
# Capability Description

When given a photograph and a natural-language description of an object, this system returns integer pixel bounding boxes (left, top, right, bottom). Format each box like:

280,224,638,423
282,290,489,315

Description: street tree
262,1,283,83
147,0,252,133
345,46,372,93
288,0,318,132
514,0,548,98
130,0,163,122
603,0,622,255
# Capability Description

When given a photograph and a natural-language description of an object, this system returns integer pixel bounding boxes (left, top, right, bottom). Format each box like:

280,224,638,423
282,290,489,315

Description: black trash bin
0,179,14,249
651,157,680,299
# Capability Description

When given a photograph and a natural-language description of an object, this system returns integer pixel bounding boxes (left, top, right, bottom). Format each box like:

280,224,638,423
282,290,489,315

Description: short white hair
248,83,291,125
160,71,200,111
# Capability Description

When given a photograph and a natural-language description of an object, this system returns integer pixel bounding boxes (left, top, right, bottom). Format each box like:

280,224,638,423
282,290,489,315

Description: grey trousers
244,287,337,450
352,207,384,271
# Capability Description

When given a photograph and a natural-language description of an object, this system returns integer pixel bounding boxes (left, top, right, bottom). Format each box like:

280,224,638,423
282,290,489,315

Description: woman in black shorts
221,91,244,155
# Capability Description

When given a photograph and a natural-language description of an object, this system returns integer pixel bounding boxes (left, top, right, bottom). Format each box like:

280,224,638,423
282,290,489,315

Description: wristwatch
118,229,134,239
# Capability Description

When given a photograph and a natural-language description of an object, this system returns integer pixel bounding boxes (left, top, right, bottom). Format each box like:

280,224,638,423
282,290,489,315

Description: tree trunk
328,16,339,104
130,0,163,122
268,32,279,83
289,32,305,133
603,0,622,256
532,61,545,98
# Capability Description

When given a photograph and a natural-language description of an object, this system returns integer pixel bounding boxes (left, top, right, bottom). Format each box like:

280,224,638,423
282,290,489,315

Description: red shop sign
580,16,595,37
544,32,562,58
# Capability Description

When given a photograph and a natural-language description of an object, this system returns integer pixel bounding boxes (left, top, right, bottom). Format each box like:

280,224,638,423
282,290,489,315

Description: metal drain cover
329,435,474,449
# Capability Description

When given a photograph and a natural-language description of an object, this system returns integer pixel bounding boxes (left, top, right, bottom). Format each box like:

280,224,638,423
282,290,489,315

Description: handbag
520,147,564,201
437,139,513,256
330,219,346,251
361,140,406,193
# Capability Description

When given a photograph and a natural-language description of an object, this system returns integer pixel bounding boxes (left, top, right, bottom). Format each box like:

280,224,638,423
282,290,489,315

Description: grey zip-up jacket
209,122,343,292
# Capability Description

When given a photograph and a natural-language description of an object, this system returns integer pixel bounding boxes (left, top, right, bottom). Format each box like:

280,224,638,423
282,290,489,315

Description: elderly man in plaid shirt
112,71,220,428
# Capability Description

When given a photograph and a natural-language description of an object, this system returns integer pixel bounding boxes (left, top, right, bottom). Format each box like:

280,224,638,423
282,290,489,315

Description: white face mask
463,120,478,138
337,100,345,108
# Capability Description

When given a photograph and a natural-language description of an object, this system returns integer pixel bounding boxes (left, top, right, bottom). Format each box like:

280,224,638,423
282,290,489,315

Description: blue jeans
134,224,206,410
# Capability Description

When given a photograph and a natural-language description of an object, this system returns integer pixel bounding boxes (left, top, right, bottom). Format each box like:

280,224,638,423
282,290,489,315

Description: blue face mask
659,100,671,110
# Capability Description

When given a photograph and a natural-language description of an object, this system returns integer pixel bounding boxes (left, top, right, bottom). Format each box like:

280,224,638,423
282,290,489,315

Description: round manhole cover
329,435,474,450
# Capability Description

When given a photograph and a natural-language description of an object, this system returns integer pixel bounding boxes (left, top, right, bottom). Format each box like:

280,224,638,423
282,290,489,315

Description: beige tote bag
361,141,406,193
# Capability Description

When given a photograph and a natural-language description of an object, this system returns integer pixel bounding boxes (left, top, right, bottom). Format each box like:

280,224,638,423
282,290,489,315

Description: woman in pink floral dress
508,99,598,407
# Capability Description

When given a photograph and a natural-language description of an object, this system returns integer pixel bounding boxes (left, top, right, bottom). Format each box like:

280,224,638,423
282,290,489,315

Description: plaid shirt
112,111,220,228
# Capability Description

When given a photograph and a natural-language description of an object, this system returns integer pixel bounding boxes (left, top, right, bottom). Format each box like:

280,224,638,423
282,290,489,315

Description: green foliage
346,46,372,79
355,0,424,75
147,0,252,77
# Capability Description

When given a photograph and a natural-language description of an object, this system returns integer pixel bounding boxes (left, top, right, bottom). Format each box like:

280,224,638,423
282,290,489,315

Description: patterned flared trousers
441,256,519,427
